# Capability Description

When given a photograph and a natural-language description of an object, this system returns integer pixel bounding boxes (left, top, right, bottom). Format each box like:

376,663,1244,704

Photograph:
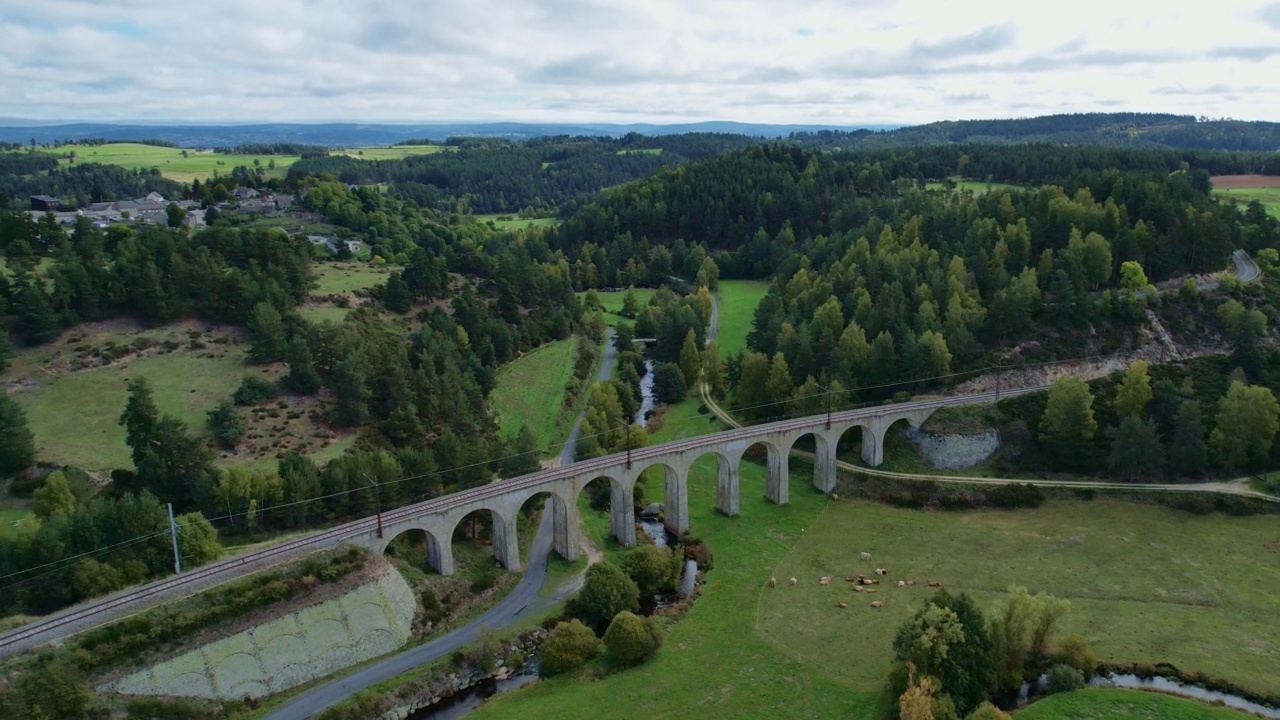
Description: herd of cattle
766,551,942,608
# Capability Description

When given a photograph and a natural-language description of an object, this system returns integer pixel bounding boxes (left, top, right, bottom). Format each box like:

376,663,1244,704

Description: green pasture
28,143,297,183
926,176,1024,196
1214,187,1280,219
617,148,663,156
330,145,446,160
0,508,33,530
312,262,390,294
713,280,770,357
580,287,657,327
757,499,1280,698
474,213,561,231
492,338,578,451
10,350,260,472
1015,687,1258,719
297,304,352,325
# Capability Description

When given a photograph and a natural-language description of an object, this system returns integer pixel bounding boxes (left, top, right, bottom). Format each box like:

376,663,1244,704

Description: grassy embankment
492,337,578,454
299,261,391,324
27,143,297,183
1214,187,1280,219
1015,687,1259,719
1,320,354,473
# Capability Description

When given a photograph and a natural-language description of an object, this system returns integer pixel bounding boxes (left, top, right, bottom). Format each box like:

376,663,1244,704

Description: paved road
558,328,616,466
1233,248,1261,283
263,511,581,720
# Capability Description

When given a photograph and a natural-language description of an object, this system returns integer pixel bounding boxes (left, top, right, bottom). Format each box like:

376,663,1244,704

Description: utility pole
168,503,181,575
825,384,832,430
995,364,1001,401
624,417,632,469
365,473,384,539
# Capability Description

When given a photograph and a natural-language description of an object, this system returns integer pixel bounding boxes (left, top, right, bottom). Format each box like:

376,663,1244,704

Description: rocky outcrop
102,565,416,700
906,427,1001,470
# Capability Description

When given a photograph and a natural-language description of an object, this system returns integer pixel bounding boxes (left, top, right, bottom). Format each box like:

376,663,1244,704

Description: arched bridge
0,388,1031,656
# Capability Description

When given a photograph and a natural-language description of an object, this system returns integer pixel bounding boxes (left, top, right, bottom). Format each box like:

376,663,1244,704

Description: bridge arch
379,524,453,576
448,504,521,572
575,472,636,548
512,486,579,565
785,429,839,494
835,422,869,468
738,438,787,505
632,459,688,536
685,449,738,517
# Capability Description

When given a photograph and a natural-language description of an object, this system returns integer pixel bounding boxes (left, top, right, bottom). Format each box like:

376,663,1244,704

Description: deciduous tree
603,610,663,665
1210,381,1280,471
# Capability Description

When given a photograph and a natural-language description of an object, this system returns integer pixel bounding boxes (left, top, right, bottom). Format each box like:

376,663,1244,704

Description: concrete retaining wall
906,428,1001,470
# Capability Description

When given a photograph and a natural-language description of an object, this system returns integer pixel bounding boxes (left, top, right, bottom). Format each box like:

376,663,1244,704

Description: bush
966,701,1012,720
603,611,662,666
233,376,280,405
539,620,600,676
1042,663,1085,696
984,483,1045,509
572,562,639,625
1054,635,1097,678
620,544,676,596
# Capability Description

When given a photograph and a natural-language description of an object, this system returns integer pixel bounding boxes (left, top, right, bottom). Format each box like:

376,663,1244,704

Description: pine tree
246,302,287,364
1168,400,1207,477
278,452,321,527
282,337,322,394
678,329,701,390
0,394,36,477
1108,415,1164,481
119,378,159,469
206,400,247,449
329,357,370,427
383,272,413,314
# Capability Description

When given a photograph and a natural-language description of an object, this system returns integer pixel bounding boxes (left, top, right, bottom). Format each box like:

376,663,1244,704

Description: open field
296,304,352,325
479,457,875,720
580,287,657,327
1015,687,1258,719
714,280,770,357
492,338,578,451
330,145,446,160
474,213,561,231
1210,175,1280,189
312,262,390,295
2,320,351,472
617,148,663,155
0,508,33,529
24,143,297,183
757,499,1280,697
926,177,1024,195
1214,187,1280,220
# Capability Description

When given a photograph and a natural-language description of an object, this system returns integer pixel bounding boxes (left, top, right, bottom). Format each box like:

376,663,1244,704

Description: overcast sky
2,0,1278,125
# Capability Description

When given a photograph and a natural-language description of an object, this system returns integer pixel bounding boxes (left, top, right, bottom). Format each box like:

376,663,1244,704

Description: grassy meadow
580,287,657,327
926,177,1024,195
713,280,770,357
492,338,578,451
1214,187,1280,219
330,145,446,160
474,213,561,231
1015,687,1259,719
27,143,297,183
756,499,1280,698
312,261,390,294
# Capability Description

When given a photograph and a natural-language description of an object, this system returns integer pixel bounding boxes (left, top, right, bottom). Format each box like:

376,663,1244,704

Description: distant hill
791,113,1280,153
0,121,895,148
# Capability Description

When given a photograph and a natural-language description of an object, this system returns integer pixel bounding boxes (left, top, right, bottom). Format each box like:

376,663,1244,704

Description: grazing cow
844,576,856,582
790,577,798,586
871,601,885,608
821,576,831,583
897,580,906,587
871,579,880,585
831,493,840,500
837,602,848,608
819,579,830,586
875,567,888,575
769,577,777,588
928,581,941,587
860,552,872,561
907,580,917,586
866,588,878,594
853,586,864,592
857,573,868,580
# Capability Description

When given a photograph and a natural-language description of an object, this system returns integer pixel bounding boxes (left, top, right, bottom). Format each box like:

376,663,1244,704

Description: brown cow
907,580,917,586
844,576,856,582
871,601,885,608
837,602,848,608
928,581,941,587
871,579,880,585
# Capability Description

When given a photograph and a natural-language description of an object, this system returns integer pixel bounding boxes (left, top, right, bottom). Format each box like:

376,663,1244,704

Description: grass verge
713,280,769,357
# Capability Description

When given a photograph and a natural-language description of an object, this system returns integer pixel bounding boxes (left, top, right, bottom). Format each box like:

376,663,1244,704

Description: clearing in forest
491,338,578,452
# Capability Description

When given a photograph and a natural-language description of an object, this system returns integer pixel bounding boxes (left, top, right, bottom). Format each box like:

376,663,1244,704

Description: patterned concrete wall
103,568,416,700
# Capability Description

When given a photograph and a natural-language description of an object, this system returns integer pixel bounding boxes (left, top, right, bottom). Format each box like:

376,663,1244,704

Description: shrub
603,611,662,666
470,571,498,593
1054,635,1097,678
539,620,600,676
621,544,677,596
966,701,1012,720
1042,663,1085,696
233,376,280,405
571,562,639,625
985,483,1045,509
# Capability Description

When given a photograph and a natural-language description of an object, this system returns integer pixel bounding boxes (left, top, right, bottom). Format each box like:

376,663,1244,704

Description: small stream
634,360,655,426
1091,674,1280,718
407,665,539,720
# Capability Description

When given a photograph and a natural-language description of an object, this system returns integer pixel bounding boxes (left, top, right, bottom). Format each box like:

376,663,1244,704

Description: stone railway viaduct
0,387,1032,656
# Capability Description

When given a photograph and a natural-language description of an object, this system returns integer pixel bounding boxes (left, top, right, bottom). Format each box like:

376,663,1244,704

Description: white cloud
0,0,1277,124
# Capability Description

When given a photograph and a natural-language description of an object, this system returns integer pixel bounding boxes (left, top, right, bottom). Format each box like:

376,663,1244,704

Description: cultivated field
1015,687,1256,719
26,143,298,183
714,280,770,357
757,500,1280,698
491,338,578,451
330,145,446,160
1212,175,1280,219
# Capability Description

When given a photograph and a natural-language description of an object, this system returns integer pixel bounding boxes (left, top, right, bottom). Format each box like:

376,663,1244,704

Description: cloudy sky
1,0,1278,125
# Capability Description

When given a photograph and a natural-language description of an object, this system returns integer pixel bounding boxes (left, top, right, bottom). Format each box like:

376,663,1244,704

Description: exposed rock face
102,566,416,700
906,428,1001,470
